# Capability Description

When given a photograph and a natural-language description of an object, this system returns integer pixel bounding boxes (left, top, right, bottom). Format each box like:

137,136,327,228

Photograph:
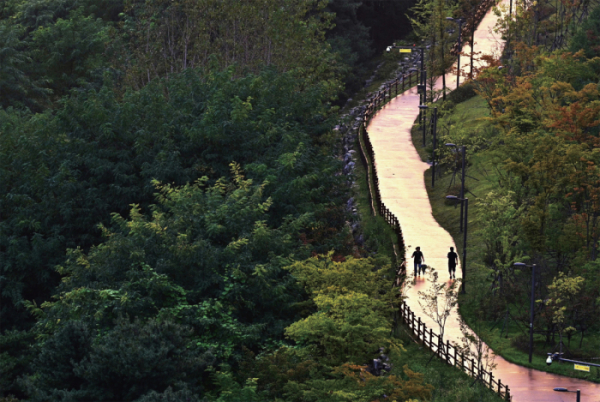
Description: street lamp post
446,195,468,294
420,105,438,187
419,105,427,148
513,262,537,363
470,14,475,79
553,388,581,402
419,69,426,140
432,107,438,186
445,144,466,232
446,17,466,88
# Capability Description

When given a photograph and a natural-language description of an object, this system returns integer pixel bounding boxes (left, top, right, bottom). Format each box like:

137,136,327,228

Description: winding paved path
366,2,600,400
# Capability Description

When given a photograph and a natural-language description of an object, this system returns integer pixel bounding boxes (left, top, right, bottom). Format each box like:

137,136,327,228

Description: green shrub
448,82,476,103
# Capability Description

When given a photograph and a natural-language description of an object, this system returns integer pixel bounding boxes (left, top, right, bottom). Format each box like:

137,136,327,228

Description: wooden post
402,75,405,92
446,340,451,363
505,386,511,401
454,345,458,367
489,372,494,390
429,328,433,349
417,317,422,339
471,358,476,378
498,379,502,396
438,333,443,356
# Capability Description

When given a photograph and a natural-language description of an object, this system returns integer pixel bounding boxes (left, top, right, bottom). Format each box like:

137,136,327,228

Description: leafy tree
25,169,310,355
284,255,396,367
285,291,393,366
136,386,203,402
19,320,94,401
30,7,109,96
457,315,497,386
205,369,268,402
570,4,600,58
324,0,372,96
476,191,524,292
0,21,49,110
408,0,456,99
239,346,320,399
120,0,341,91
21,317,214,401
280,363,432,402
0,330,38,399
538,273,585,349
285,252,392,299
417,268,459,347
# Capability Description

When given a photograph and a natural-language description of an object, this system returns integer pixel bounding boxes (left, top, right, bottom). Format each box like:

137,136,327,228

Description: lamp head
446,17,454,21
446,195,458,200
445,143,457,147
513,262,527,267
386,46,392,52
546,355,553,365
553,388,569,392
418,105,428,110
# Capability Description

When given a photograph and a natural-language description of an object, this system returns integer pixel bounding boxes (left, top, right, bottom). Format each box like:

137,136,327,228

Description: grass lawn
410,92,600,384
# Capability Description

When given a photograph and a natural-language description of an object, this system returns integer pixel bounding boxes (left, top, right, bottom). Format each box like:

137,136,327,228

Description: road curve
366,1,600,400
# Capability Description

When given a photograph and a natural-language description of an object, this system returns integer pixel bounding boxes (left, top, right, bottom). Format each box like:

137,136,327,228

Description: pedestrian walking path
366,1,600,400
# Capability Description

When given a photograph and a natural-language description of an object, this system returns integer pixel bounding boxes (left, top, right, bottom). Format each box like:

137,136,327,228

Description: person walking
448,246,458,279
411,247,425,276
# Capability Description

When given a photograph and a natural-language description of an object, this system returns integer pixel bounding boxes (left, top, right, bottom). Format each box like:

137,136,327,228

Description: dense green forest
0,0,424,400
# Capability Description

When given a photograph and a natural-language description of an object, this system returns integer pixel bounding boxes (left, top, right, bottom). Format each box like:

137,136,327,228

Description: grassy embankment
410,92,600,383
347,59,505,400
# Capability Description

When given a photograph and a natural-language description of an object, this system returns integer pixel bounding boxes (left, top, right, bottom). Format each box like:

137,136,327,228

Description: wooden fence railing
399,302,512,401
354,68,511,401
356,69,422,272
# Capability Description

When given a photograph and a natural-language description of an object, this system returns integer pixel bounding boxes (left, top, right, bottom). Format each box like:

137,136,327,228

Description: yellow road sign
574,364,590,372
400,49,412,53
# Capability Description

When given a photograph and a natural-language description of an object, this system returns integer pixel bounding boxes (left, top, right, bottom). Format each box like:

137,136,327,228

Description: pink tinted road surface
366,0,600,399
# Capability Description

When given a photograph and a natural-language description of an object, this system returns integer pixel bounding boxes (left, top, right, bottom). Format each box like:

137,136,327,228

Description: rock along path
366,1,600,400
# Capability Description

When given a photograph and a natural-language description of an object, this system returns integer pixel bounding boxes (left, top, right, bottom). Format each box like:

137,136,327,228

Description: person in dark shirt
448,246,458,279
411,247,424,277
